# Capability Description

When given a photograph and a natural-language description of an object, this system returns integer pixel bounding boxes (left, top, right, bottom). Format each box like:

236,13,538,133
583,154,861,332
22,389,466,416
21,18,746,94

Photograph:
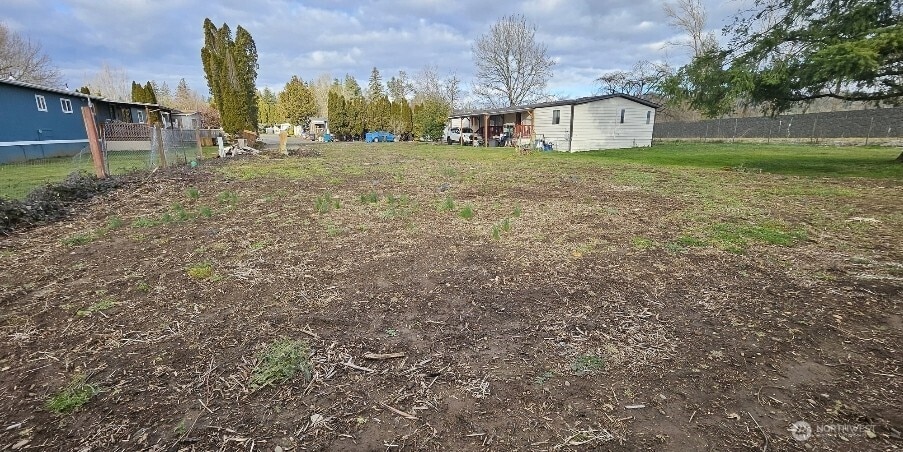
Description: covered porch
449,107,535,147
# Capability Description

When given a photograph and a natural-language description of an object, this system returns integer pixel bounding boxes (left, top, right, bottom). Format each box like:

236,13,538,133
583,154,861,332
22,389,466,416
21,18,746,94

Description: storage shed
449,93,659,151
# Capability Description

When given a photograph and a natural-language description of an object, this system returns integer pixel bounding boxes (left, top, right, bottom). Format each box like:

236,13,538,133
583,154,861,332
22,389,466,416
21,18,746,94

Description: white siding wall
533,106,572,150
570,98,655,151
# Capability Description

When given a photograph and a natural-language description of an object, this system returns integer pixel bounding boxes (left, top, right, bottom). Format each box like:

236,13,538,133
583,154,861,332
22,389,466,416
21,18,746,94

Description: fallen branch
747,411,769,452
342,360,375,373
380,402,418,420
299,325,320,340
363,352,406,360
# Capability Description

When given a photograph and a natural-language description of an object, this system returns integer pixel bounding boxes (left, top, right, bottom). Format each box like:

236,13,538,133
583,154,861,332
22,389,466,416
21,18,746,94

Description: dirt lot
1,142,900,450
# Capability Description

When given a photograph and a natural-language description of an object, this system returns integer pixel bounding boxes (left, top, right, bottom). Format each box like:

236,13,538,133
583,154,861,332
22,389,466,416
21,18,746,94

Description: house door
515,112,522,124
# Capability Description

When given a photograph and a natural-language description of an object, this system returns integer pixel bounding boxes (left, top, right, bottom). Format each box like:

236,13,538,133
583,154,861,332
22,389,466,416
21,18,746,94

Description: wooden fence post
81,106,107,178
194,127,203,161
279,130,288,155
155,125,167,168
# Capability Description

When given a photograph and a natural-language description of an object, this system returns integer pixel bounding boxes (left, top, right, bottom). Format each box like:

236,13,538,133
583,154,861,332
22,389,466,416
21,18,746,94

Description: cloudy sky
2,0,748,101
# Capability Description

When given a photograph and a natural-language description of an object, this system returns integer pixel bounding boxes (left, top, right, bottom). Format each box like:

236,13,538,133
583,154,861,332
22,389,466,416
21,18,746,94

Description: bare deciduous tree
444,73,462,110
310,73,333,118
387,70,413,102
412,65,444,104
0,22,61,87
596,60,673,97
663,0,716,57
472,15,555,107
82,63,131,101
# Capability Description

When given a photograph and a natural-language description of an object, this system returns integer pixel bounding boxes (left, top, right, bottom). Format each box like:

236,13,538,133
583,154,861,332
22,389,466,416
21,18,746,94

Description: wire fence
1,125,213,200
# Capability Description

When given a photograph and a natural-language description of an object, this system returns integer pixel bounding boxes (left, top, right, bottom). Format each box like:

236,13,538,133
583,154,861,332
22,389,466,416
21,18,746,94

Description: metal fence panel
654,107,903,144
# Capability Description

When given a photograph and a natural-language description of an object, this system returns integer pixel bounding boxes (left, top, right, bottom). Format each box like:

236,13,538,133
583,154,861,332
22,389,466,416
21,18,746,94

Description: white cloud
4,0,740,99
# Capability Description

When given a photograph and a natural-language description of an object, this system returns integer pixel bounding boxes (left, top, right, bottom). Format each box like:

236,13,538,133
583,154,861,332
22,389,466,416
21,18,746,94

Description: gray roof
450,93,660,118
0,77,173,111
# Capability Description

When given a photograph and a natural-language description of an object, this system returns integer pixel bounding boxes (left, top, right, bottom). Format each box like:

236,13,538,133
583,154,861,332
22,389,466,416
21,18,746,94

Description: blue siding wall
0,83,91,141
0,83,92,163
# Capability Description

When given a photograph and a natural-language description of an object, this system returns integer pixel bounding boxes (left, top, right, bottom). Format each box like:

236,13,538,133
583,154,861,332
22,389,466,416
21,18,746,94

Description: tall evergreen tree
366,94,391,131
343,74,362,98
327,91,348,140
401,99,413,139
130,81,144,102
143,81,161,124
346,96,366,140
257,87,279,125
200,19,259,134
278,76,318,127
367,67,384,100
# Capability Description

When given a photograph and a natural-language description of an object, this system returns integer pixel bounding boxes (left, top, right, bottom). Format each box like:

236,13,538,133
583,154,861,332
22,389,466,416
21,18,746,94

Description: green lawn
3,142,900,200
562,142,903,178
0,147,215,200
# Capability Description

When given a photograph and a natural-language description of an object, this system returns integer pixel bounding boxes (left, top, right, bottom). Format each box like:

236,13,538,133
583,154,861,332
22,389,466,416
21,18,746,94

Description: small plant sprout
250,338,312,390
360,191,379,204
315,193,341,213
46,374,98,414
186,187,200,201
217,190,238,205
197,206,213,218
61,232,97,247
512,205,522,217
76,298,115,317
132,217,157,228
386,328,399,337
631,237,655,249
326,222,343,237
571,354,605,375
458,204,475,219
106,216,125,230
491,218,513,239
186,262,215,280
440,196,455,212
534,370,555,386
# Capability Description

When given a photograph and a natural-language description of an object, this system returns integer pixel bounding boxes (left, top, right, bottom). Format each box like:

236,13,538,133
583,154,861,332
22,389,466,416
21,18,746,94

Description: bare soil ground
1,142,901,451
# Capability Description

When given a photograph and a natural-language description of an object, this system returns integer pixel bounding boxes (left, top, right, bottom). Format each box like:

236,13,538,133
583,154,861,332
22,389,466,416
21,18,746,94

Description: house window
552,109,560,125
646,111,652,124
35,95,47,112
620,109,626,124
61,98,73,114
136,110,145,123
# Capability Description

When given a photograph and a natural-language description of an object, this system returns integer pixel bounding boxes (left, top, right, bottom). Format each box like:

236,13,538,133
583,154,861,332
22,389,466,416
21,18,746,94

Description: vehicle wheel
447,137,452,145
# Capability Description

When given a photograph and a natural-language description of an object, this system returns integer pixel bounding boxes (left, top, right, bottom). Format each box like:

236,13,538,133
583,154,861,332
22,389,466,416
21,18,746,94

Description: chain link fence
1,124,210,200
654,107,903,145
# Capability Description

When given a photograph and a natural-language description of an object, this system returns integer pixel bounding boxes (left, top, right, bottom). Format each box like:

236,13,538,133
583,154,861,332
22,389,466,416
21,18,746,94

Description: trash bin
488,138,498,147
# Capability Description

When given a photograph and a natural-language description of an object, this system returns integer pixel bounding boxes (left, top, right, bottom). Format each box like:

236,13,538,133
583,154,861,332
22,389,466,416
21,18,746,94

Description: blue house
0,78,173,163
